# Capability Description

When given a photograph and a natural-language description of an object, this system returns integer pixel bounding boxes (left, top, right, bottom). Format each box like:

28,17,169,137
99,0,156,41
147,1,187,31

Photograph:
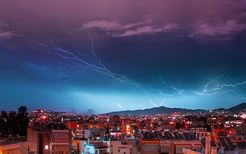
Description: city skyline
0,0,246,113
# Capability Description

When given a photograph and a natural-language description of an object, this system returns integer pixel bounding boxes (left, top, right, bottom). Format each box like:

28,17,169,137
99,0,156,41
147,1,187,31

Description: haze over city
0,0,246,113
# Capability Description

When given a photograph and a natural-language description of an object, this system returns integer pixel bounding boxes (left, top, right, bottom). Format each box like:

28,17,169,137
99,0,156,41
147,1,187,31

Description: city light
45,145,49,150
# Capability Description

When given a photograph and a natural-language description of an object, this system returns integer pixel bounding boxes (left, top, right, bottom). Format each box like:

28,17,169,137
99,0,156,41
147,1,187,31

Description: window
44,145,49,150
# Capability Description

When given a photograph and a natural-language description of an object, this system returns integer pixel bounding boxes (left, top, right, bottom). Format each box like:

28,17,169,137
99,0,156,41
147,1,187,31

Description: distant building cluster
0,108,246,154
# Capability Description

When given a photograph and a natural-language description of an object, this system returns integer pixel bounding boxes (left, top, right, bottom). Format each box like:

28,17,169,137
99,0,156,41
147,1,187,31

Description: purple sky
1,0,246,39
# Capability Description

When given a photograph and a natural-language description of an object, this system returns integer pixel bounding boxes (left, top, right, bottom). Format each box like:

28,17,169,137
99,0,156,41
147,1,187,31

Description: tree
0,106,29,138
0,111,9,137
17,106,29,136
8,111,18,137
0,111,8,137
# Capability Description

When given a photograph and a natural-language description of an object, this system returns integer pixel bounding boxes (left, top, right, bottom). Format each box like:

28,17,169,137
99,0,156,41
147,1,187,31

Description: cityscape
0,104,245,154
1,0,246,154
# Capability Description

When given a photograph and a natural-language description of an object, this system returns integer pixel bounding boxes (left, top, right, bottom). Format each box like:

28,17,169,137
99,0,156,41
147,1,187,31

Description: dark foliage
0,106,29,138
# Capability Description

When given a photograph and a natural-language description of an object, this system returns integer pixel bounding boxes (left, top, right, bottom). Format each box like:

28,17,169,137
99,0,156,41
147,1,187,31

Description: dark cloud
190,19,246,39
0,21,15,39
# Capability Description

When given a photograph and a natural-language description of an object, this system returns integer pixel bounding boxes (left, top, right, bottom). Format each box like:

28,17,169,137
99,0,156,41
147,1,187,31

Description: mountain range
107,103,246,115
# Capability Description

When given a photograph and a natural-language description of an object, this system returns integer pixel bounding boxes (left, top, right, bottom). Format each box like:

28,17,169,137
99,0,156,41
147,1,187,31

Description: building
110,141,135,154
27,122,72,154
80,141,109,154
0,140,28,154
140,131,202,154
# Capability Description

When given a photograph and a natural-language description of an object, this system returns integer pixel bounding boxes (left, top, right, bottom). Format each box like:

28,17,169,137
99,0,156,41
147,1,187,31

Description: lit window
45,145,49,150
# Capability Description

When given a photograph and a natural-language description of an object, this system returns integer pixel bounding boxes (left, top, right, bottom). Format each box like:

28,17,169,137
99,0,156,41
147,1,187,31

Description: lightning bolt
85,34,163,105
11,30,246,109
29,30,246,108
27,35,161,108
196,79,246,96
35,41,115,76
83,31,183,108
159,98,166,106
158,77,184,96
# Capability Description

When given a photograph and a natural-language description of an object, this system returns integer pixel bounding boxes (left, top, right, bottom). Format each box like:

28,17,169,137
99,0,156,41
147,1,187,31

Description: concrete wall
183,148,201,154
140,143,160,154
0,142,28,154
27,127,38,154
110,141,132,154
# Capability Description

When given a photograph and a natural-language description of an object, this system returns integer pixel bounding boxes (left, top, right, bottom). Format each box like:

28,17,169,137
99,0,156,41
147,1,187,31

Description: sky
0,0,246,113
